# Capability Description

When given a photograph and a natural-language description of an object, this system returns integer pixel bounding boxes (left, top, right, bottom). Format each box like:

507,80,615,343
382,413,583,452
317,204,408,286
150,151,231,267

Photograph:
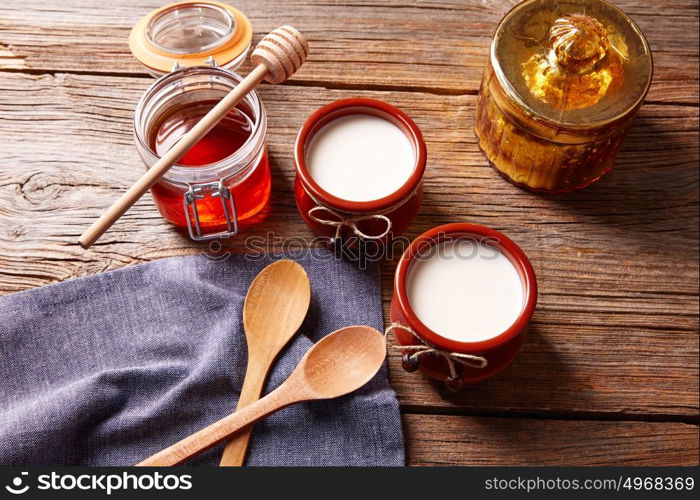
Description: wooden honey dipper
78,26,309,249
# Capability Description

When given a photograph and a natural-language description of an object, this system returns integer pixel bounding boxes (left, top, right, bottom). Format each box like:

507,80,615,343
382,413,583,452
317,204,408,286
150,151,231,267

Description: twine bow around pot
385,322,488,390
308,205,392,241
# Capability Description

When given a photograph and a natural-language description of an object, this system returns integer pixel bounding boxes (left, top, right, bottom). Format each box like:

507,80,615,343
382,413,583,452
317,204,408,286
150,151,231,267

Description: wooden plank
405,414,700,465
0,72,696,418
0,0,697,103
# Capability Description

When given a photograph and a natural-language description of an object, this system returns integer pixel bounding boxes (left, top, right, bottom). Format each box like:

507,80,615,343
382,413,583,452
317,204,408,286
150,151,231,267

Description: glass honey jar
133,67,270,241
128,2,271,241
475,0,653,193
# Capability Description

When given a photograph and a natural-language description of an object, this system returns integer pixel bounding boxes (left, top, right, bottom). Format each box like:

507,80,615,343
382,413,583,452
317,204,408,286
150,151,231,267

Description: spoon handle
137,384,296,466
219,354,270,466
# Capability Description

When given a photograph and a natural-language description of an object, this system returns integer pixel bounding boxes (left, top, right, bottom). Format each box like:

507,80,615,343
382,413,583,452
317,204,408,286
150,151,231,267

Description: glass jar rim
294,98,427,214
394,223,538,353
133,66,266,186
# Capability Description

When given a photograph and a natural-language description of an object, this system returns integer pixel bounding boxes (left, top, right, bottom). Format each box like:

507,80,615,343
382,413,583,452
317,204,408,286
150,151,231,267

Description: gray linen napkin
0,252,404,466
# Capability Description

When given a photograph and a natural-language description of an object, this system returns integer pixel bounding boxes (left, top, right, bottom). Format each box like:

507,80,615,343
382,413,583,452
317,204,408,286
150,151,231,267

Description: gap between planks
399,405,700,425
1,67,698,107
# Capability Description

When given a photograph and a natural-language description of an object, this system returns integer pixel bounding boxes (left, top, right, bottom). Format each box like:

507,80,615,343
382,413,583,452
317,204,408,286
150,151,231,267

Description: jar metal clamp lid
183,179,239,241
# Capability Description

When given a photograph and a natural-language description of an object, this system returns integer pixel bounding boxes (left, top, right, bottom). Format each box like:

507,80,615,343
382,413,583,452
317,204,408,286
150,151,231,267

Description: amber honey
148,101,271,230
475,63,629,192
475,0,652,193
134,67,270,240
152,101,252,166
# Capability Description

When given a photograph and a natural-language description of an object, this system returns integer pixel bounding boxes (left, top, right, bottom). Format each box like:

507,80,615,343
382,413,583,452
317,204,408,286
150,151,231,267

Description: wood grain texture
405,415,699,465
0,0,697,103
0,72,697,420
0,0,698,466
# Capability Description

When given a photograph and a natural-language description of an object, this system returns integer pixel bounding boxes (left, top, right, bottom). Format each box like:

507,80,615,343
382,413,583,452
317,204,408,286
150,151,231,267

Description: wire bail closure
307,205,392,241
385,322,488,391
171,56,218,73
183,180,238,241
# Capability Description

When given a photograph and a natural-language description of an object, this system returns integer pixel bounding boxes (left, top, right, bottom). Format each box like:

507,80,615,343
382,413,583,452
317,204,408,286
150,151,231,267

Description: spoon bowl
299,325,387,398
243,260,311,353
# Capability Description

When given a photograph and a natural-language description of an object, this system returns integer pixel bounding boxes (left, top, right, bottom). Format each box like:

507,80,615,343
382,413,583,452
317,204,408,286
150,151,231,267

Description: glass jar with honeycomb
475,0,653,193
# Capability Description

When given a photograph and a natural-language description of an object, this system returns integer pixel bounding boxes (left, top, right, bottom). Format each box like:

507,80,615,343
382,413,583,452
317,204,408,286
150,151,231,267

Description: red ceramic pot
293,98,427,245
390,223,537,388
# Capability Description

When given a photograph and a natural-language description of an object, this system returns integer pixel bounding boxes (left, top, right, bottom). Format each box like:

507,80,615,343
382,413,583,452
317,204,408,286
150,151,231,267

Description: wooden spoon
219,259,311,466
137,325,386,466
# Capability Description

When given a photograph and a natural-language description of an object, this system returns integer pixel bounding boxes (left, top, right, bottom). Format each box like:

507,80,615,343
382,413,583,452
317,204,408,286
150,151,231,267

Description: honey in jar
129,2,270,241
475,0,653,192
134,67,271,240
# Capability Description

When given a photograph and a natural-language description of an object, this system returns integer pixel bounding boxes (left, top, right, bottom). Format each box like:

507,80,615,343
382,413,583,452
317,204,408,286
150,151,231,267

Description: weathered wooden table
1,0,698,466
